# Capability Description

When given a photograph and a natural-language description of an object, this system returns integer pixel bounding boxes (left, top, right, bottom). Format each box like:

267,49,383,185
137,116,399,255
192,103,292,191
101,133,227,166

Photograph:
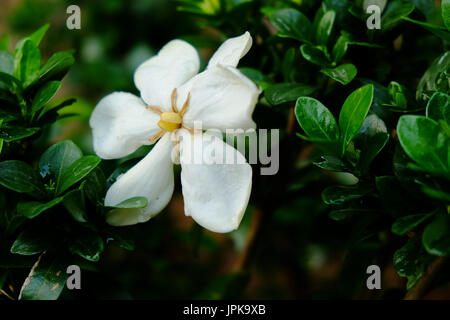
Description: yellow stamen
158,120,180,132
160,112,182,124
158,112,182,132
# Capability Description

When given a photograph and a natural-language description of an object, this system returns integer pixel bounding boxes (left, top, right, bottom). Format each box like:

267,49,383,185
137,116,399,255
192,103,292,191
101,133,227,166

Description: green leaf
295,97,339,141
392,212,435,235
38,98,76,120
83,167,106,204
316,10,335,46
394,237,432,290
0,160,45,199
39,140,83,190
0,50,14,75
269,8,312,42
239,67,271,89
416,52,450,104
300,44,331,67
0,125,39,142
56,155,101,195
328,208,375,221
322,184,374,205
397,115,449,176
381,0,415,29
28,24,50,46
35,51,75,85
426,92,449,123
19,253,68,300
387,81,409,109
14,39,41,85
62,189,87,222
402,17,450,41
17,196,65,219
109,196,148,209
10,229,53,255
422,214,450,256
265,83,316,105
332,32,349,63
31,81,61,114
352,114,389,174
69,232,104,262
313,155,349,172
442,0,450,31
338,84,374,155
320,63,357,85
0,70,22,92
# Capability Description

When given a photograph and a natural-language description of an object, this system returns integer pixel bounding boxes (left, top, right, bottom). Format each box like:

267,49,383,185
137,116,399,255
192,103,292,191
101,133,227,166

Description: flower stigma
147,88,192,143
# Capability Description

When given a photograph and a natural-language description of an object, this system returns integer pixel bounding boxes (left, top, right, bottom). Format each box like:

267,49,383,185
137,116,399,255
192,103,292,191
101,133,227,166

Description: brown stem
404,257,448,300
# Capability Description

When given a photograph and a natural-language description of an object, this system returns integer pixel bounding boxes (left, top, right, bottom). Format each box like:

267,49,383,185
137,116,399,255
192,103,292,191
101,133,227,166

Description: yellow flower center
146,88,194,143
158,112,182,132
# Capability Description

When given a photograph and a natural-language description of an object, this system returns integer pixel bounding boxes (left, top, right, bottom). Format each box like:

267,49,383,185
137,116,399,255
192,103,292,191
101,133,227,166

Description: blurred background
1,0,448,300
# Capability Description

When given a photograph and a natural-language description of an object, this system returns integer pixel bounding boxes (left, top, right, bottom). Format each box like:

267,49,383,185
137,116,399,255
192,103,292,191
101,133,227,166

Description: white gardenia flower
89,32,261,233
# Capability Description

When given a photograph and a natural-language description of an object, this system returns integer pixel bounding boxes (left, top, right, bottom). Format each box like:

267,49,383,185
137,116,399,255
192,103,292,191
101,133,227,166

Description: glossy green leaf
416,52,450,104
332,32,349,63
0,70,21,92
10,229,53,255
56,155,101,195
422,214,450,256
320,63,357,85
0,160,45,199
338,84,374,155
269,8,312,42
381,0,415,29
69,232,104,262
322,184,374,205
394,236,432,290
443,0,450,31
300,44,331,67
39,140,83,190
353,114,389,174
397,115,449,176
28,24,50,46
402,17,450,41
265,83,316,105
17,196,65,219
392,212,435,235
316,11,335,46
31,81,61,113
313,155,349,172
19,254,67,300
62,189,87,222
0,125,39,142
35,51,75,85
295,97,339,141
426,92,449,123
14,39,41,85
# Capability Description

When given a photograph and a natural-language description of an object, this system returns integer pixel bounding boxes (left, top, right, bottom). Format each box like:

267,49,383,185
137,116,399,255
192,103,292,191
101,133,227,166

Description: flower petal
105,133,175,226
89,92,160,160
179,131,252,233
207,31,252,68
178,65,260,131
134,40,200,108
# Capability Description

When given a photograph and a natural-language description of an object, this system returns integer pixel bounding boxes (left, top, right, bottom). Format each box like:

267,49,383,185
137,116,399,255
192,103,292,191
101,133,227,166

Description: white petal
89,92,160,160
105,133,175,226
177,65,260,131
134,40,200,108
179,131,252,233
207,31,252,68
